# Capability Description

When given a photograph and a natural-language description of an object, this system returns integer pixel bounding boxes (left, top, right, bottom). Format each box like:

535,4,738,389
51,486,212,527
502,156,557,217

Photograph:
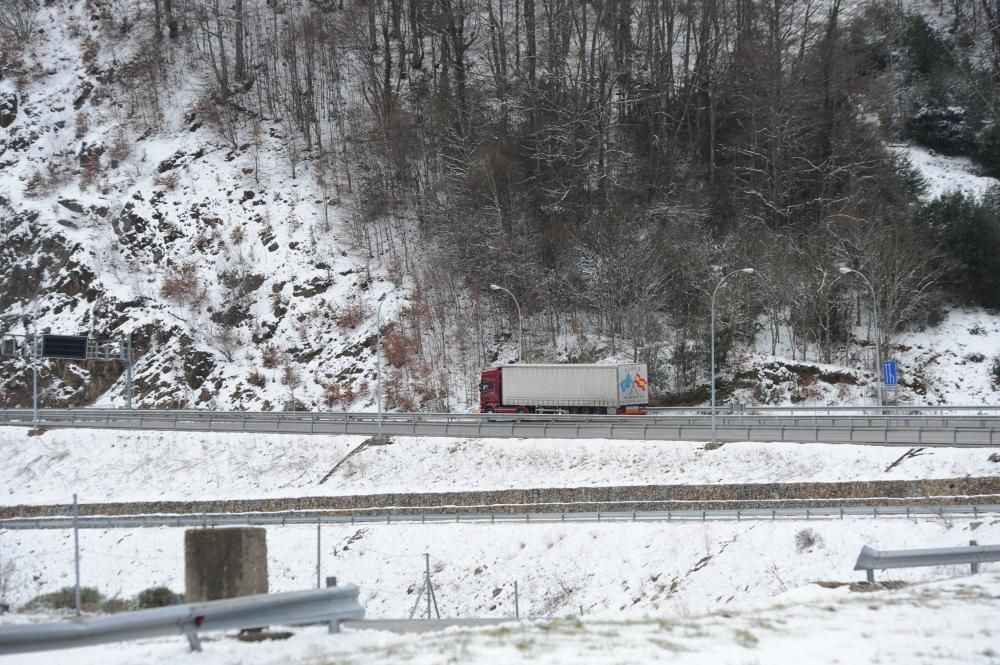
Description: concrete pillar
185,528,268,602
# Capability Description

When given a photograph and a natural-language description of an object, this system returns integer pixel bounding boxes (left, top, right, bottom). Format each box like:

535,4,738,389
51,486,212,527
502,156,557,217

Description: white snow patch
893,143,999,200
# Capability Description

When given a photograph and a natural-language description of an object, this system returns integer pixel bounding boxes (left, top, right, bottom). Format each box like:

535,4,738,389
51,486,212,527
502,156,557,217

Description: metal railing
3,504,998,530
0,585,365,655
0,408,998,445
854,543,1000,582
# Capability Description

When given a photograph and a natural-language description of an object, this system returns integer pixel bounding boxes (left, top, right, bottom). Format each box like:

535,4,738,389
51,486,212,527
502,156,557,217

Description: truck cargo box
499,363,648,408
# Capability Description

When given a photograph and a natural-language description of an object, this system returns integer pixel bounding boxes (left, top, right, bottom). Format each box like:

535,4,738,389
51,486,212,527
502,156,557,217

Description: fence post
73,493,81,616
514,581,519,619
971,540,979,574
326,576,340,633
316,517,322,589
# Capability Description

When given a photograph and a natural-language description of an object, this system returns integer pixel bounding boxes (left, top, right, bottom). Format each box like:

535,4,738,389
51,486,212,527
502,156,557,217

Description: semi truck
479,363,649,414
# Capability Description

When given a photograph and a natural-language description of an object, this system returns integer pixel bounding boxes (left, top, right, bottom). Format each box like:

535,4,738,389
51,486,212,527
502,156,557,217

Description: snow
2,428,999,505
892,143,1000,200
1,523,998,663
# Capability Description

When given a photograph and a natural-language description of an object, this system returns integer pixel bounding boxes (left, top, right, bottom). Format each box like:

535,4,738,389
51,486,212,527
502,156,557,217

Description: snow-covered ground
3,428,999,505
1,523,998,663
893,143,1000,200
2,515,997,615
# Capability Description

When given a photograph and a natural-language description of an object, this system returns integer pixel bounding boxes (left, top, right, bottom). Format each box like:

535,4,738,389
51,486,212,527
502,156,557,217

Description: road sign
40,335,88,360
882,359,898,386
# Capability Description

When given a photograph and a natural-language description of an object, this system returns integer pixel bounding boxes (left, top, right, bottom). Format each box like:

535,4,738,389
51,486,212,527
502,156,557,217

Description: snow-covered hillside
2,428,1000,505
1,0,999,415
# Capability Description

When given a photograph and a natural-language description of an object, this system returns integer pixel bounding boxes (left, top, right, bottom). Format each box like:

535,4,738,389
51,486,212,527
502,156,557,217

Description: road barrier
0,585,365,655
0,408,998,445
3,504,998,530
854,543,1000,582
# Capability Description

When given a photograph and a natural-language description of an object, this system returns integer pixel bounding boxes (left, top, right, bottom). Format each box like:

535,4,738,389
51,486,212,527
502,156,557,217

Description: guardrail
3,504,998,530
853,543,1000,582
0,585,365,655
1,408,998,446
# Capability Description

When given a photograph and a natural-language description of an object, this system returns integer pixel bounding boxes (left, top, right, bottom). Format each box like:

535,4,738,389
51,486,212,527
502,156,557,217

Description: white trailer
498,363,648,412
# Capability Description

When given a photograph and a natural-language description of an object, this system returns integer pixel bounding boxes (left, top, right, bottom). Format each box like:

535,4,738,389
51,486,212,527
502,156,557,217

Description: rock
58,198,86,214
0,89,16,128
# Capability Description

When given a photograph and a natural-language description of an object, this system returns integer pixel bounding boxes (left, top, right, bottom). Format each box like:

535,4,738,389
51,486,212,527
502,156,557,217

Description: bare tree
0,0,40,45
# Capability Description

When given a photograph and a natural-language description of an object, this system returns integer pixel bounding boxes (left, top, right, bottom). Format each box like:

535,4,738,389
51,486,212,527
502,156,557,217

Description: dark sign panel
41,335,89,360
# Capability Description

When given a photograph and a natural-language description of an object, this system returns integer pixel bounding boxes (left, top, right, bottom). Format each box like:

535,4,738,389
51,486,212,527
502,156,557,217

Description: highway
1,408,999,445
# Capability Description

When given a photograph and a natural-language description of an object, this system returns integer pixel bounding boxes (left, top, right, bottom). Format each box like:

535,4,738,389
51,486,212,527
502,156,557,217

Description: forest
2,0,1000,403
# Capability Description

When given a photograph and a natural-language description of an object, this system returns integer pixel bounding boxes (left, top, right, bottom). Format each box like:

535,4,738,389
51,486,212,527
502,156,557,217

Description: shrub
160,263,202,305
991,356,1000,390
153,172,179,190
135,586,176,609
100,597,134,613
795,528,823,552
25,586,103,612
261,345,280,368
248,370,266,387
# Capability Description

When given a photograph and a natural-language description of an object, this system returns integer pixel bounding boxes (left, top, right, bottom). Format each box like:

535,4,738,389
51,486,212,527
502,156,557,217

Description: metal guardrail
0,585,365,655
0,408,998,445
3,504,998,530
854,543,1000,582
647,405,1000,416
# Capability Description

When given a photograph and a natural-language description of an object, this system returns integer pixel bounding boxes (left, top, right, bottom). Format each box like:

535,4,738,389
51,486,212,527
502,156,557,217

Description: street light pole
711,268,755,446
839,267,882,405
376,295,389,441
489,284,523,363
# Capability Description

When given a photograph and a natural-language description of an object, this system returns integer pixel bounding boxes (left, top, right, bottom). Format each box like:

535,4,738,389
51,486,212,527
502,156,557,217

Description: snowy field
7,571,1000,664
3,427,1000,505
1,536,998,663
2,514,997,615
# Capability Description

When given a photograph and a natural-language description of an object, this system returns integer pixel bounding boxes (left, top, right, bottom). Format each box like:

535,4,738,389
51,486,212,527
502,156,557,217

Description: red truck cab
479,366,515,413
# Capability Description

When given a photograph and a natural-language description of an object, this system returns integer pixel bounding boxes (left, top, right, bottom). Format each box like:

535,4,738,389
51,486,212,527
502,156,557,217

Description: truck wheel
483,406,494,413
515,407,525,415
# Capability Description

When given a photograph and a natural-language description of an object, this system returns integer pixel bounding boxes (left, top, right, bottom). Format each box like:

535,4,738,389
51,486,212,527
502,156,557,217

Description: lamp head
489,284,501,291
741,268,755,274
839,267,853,275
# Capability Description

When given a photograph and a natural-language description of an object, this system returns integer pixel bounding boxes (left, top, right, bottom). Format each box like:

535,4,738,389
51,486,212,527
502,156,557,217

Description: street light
376,294,390,442
711,268,755,446
839,267,882,404
489,284,523,363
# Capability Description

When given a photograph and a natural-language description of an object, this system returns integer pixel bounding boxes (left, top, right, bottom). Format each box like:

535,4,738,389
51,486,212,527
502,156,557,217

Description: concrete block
185,528,268,602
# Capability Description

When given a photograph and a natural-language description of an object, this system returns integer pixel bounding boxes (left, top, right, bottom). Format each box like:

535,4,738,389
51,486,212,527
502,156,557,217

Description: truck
479,363,649,415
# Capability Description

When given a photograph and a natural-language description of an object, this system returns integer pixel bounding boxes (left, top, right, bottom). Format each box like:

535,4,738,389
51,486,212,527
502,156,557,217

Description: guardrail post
971,540,979,574
325,577,341,632
866,569,874,583
514,581,520,619
183,619,203,652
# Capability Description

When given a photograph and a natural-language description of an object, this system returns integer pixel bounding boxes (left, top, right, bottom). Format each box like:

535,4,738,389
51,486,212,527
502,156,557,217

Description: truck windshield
480,381,494,393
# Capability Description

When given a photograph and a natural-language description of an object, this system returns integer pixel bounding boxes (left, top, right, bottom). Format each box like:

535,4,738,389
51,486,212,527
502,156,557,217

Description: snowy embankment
1,519,998,661
3,428,1000,505
3,516,998,617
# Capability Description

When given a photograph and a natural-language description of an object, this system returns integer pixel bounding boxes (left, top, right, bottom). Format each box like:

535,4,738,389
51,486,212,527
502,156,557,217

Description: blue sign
882,360,897,386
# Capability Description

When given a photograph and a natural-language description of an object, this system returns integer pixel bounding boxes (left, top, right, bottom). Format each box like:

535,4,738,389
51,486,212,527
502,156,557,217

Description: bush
991,356,1000,390
135,586,176,609
795,528,823,552
160,263,203,306
25,586,104,612
100,597,134,613
261,345,280,368
247,370,266,387
907,105,973,155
